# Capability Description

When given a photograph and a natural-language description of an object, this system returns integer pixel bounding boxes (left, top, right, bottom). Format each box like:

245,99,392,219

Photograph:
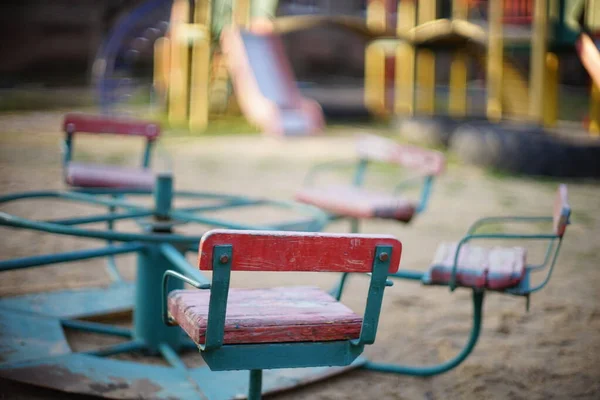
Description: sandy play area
1,109,599,399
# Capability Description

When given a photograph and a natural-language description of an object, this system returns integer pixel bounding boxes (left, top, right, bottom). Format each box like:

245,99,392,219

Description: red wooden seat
296,185,416,223
62,113,160,189
168,286,362,345
166,230,401,351
427,242,526,290
295,134,445,223
65,162,155,189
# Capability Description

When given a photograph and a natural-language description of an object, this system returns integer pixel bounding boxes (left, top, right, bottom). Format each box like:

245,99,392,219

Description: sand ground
0,110,599,399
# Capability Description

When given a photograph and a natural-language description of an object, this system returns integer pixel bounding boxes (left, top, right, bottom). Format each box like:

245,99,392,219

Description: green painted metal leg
332,272,349,301
105,194,124,283
134,245,184,354
363,290,485,376
248,369,263,400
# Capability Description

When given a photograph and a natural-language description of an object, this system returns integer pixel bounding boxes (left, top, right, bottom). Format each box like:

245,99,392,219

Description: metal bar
160,244,211,287
177,198,265,213
331,272,350,301
529,0,549,121
154,174,173,219
63,135,73,165
363,290,484,376
0,243,145,271
388,270,424,281
162,269,211,326
159,342,189,372
394,0,416,115
591,82,600,136
544,52,559,127
416,0,436,115
135,245,185,354
188,23,210,131
365,42,388,115
142,140,154,168
354,245,392,345
106,193,124,283
248,370,263,400
416,176,433,214
528,238,564,292
168,0,191,126
199,245,232,351
527,238,556,270
61,319,132,338
46,210,153,226
153,36,170,99
83,340,145,357
169,209,273,230
487,0,504,121
55,191,150,211
0,211,202,243
467,216,553,234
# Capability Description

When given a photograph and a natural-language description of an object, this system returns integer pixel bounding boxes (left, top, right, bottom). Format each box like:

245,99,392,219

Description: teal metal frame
303,158,437,216
304,157,438,301
0,173,337,399
162,243,395,400
359,210,570,377
62,119,158,284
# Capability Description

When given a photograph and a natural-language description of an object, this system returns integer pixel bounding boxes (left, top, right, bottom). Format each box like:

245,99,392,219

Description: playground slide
220,26,325,136
576,33,600,88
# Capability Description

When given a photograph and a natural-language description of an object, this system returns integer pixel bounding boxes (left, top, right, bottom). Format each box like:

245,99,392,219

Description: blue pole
389,270,424,281
61,319,132,338
84,340,145,357
0,243,145,271
154,174,173,220
133,175,183,353
248,370,263,400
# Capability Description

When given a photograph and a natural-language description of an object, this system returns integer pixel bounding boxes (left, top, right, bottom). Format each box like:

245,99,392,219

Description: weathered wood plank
168,286,363,344
356,133,445,176
63,113,161,140
295,185,416,223
65,162,154,189
553,184,569,237
429,242,526,290
197,230,402,273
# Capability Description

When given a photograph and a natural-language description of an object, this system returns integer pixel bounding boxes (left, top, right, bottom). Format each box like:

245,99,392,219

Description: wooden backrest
355,134,445,176
63,113,161,140
553,184,570,237
198,229,401,273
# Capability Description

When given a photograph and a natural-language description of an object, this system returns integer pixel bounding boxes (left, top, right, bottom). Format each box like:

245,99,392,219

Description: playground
0,109,599,399
1,0,600,398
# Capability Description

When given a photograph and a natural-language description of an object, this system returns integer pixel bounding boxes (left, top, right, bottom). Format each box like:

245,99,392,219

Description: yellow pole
367,0,388,32
153,36,170,100
486,0,503,121
234,0,251,27
449,0,469,117
416,0,436,115
365,42,388,115
188,0,212,131
167,0,191,126
394,0,416,115
591,83,600,136
543,53,559,127
529,0,549,121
